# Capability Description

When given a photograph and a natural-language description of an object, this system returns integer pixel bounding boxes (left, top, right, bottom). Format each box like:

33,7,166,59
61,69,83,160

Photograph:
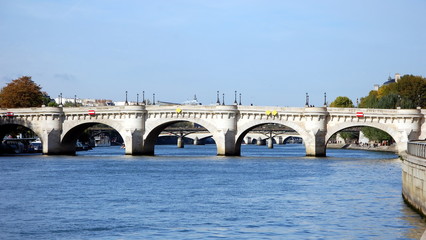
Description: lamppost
234,91,238,105
142,91,145,105
136,93,139,105
397,95,401,108
305,93,309,107
125,91,128,105
60,93,63,106
74,95,77,107
222,93,225,105
216,91,220,105
418,94,422,108
153,93,156,105
323,92,327,107
239,93,242,105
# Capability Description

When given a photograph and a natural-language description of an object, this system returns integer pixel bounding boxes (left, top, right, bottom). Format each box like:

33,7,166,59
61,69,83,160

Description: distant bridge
158,127,300,147
1,105,424,156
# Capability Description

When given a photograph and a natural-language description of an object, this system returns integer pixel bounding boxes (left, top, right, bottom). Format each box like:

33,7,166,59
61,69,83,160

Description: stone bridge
1,105,424,156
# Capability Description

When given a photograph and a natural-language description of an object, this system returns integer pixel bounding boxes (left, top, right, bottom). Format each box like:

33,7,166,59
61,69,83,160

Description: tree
330,96,354,108
359,90,378,108
396,75,426,107
377,82,397,98
0,76,44,108
362,127,392,142
360,74,426,109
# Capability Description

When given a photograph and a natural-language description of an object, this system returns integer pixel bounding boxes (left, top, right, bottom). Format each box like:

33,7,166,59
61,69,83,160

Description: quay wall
402,141,426,218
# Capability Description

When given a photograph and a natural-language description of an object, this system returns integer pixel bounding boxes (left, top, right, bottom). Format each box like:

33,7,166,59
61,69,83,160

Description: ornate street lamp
305,93,309,107
142,91,145,105
323,92,327,107
216,91,220,105
418,94,422,108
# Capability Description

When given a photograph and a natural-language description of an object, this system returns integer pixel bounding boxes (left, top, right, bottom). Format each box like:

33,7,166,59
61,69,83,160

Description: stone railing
407,141,426,158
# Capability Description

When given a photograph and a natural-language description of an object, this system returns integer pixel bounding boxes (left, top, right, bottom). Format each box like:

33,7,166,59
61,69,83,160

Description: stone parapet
402,142,426,218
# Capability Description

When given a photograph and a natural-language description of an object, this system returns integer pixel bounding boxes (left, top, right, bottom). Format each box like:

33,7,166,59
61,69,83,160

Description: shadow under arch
0,123,43,154
61,122,124,155
143,120,217,156
235,122,305,156
326,125,397,151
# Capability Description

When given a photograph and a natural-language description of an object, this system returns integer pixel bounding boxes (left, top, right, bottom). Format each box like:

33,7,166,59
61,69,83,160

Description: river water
0,144,425,239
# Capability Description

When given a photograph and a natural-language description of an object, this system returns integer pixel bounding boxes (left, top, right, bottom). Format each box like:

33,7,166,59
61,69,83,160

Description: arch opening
144,121,216,156
62,123,124,155
326,126,396,152
236,123,305,156
0,124,42,154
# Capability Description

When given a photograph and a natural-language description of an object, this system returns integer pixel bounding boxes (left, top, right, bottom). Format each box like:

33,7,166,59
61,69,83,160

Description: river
0,144,425,239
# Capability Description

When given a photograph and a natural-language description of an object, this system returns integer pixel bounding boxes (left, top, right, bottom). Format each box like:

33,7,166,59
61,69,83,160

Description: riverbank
401,151,426,240
327,143,397,152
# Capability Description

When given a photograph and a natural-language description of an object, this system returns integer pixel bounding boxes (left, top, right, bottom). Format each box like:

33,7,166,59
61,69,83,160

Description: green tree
330,96,354,108
376,93,399,109
377,83,397,98
339,132,358,142
361,127,392,142
48,101,58,107
0,76,44,108
396,75,426,107
359,90,378,108
360,74,426,109
42,91,58,106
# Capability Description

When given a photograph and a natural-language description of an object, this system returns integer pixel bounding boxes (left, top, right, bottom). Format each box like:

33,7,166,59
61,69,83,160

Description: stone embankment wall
402,141,426,217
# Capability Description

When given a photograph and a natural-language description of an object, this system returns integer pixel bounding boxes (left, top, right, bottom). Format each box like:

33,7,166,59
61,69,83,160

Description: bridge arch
143,118,219,155
61,121,126,155
326,122,401,152
0,123,44,154
235,120,309,155
0,119,44,141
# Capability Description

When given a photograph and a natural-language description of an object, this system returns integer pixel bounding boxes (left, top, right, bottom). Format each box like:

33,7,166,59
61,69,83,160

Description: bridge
0,105,424,156
158,126,300,147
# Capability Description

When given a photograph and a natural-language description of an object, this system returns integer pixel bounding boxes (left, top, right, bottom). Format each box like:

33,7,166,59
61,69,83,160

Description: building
383,73,401,85
373,73,401,91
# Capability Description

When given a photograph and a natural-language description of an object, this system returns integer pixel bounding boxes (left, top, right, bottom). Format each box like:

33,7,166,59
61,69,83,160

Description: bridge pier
39,107,67,155
215,130,239,156
304,132,326,157
214,105,239,156
193,137,201,145
303,107,328,157
124,129,145,155
267,138,274,149
177,136,184,148
121,106,146,155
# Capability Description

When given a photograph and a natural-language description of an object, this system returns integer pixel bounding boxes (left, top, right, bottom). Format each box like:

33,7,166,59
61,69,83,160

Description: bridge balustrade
407,141,426,159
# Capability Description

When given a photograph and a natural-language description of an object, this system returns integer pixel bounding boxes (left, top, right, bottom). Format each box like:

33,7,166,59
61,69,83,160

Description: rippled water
0,144,425,239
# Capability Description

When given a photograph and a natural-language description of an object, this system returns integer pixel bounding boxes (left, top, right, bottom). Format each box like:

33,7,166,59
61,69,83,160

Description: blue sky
1,0,425,106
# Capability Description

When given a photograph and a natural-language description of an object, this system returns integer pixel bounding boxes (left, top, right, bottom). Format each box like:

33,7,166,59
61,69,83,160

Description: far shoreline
327,143,397,153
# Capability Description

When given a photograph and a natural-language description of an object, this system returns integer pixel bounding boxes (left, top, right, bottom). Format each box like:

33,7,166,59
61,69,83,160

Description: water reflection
1,145,425,239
